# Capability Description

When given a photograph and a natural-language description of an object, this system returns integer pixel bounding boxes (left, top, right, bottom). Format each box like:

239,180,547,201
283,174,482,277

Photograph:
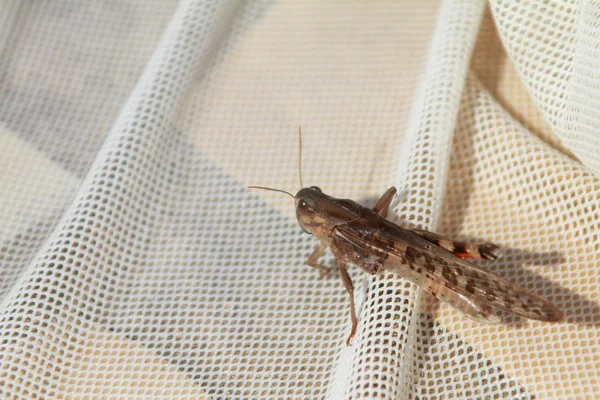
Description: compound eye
298,199,308,209
309,186,322,193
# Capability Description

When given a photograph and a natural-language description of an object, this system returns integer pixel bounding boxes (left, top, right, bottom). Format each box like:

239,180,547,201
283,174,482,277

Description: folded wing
332,217,563,323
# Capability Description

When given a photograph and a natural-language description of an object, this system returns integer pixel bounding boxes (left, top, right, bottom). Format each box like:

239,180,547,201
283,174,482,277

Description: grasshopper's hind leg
373,187,397,217
410,229,502,260
372,187,500,260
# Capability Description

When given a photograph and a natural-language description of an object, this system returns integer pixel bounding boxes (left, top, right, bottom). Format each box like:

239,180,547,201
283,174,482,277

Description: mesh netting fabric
0,0,598,399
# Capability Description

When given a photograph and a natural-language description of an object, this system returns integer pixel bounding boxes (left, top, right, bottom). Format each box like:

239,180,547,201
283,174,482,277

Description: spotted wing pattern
332,215,563,323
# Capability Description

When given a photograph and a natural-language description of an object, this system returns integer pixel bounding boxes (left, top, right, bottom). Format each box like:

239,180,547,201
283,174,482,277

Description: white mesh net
0,0,598,398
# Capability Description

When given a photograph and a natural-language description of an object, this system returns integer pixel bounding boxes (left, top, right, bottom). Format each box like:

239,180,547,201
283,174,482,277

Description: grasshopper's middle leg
337,257,357,346
309,244,358,345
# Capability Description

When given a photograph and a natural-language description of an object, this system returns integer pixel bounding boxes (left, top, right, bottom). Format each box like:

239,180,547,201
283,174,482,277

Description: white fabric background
0,0,598,398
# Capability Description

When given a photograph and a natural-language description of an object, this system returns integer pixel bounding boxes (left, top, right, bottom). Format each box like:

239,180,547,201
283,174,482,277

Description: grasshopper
250,129,563,346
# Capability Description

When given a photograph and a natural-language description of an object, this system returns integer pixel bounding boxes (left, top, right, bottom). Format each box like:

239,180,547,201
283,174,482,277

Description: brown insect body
294,185,563,345
251,128,562,345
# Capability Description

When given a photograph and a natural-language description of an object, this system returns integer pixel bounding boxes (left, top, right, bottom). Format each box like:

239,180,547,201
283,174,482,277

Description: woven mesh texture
0,0,598,399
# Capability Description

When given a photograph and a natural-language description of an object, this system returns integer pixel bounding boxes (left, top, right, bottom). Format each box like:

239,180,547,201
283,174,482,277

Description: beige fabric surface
0,0,598,399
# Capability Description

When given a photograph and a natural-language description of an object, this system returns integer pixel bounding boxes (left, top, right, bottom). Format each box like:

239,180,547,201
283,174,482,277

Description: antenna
248,127,305,198
298,126,304,188
247,185,295,199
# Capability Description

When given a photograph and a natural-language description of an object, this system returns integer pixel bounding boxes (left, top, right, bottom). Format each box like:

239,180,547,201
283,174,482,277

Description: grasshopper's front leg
307,242,332,278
